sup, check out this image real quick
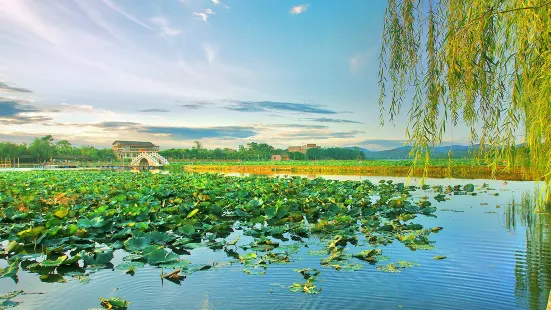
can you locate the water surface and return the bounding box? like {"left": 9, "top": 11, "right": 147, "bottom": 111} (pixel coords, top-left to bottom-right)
{"left": 1, "top": 175, "right": 549, "bottom": 310}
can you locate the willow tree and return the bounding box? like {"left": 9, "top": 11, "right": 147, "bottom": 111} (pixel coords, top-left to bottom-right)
{"left": 379, "top": 0, "right": 551, "bottom": 201}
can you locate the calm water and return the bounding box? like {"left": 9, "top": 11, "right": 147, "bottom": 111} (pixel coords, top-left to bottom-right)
{"left": 1, "top": 174, "right": 550, "bottom": 310}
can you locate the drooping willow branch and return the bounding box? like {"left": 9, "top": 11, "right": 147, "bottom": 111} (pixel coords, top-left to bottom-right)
{"left": 379, "top": 0, "right": 551, "bottom": 203}
{"left": 456, "top": 0, "right": 551, "bottom": 34}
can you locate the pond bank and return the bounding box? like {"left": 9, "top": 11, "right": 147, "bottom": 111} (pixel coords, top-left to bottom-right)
{"left": 181, "top": 164, "right": 533, "bottom": 181}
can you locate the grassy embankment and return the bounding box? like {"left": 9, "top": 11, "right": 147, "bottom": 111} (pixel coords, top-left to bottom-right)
{"left": 169, "top": 159, "right": 532, "bottom": 181}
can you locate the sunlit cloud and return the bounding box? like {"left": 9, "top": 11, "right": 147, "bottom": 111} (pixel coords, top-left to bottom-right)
{"left": 193, "top": 12, "right": 208, "bottom": 22}
{"left": 212, "top": 0, "right": 220, "bottom": 5}
{"left": 193, "top": 8, "right": 215, "bottom": 22}
{"left": 59, "top": 103, "right": 94, "bottom": 112}
{"left": 290, "top": 4, "right": 309, "bottom": 15}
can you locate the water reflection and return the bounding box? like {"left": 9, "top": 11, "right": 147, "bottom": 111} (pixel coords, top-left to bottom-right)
{"left": 505, "top": 192, "right": 551, "bottom": 309}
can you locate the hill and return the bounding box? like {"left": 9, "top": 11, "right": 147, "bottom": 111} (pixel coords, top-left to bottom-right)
{"left": 347, "top": 145, "right": 474, "bottom": 160}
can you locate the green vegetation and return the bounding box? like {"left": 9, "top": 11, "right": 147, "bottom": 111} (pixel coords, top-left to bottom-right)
{"left": 0, "top": 135, "right": 115, "bottom": 162}
{"left": 0, "top": 170, "right": 495, "bottom": 305}
{"left": 170, "top": 159, "right": 478, "bottom": 167}
{"left": 379, "top": 1, "right": 551, "bottom": 198}
{"left": 160, "top": 142, "right": 365, "bottom": 161}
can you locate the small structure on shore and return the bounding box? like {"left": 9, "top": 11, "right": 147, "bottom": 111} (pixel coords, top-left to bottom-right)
{"left": 113, "top": 141, "right": 160, "bottom": 159}
{"left": 271, "top": 155, "right": 289, "bottom": 161}
{"left": 130, "top": 152, "right": 169, "bottom": 169}
{"left": 287, "top": 144, "right": 320, "bottom": 154}
{"left": 112, "top": 140, "right": 168, "bottom": 169}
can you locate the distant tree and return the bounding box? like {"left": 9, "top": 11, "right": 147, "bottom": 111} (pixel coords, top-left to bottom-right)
{"left": 55, "top": 140, "right": 74, "bottom": 155}
{"left": 288, "top": 152, "right": 308, "bottom": 160}
{"left": 193, "top": 140, "right": 203, "bottom": 150}
{"left": 28, "top": 135, "right": 55, "bottom": 161}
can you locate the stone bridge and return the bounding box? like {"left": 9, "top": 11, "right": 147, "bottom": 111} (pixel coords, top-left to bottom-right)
{"left": 129, "top": 152, "right": 169, "bottom": 168}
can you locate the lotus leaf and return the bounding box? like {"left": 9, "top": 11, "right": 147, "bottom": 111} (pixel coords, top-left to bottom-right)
{"left": 0, "top": 290, "right": 24, "bottom": 309}
{"left": 145, "top": 248, "right": 180, "bottom": 265}
{"left": 124, "top": 237, "right": 151, "bottom": 252}
{"left": 0, "top": 260, "right": 19, "bottom": 282}
{"left": 53, "top": 208, "right": 69, "bottom": 219}
{"left": 39, "top": 274, "right": 66, "bottom": 283}
{"left": 99, "top": 297, "right": 130, "bottom": 310}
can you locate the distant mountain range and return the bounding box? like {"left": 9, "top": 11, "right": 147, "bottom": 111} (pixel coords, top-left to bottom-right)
{"left": 346, "top": 145, "right": 475, "bottom": 159}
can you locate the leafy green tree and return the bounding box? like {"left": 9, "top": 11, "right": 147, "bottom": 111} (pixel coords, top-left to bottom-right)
{"left": 193, "top": 140, "right": 203, "bottom": 150}
{"left": 288, "top": 152, "right": 308, "bottom": 160}
{"left": 54, "top": 140, "right": 74, "bottom": 155}
{"left": 28, "top": 135, "right": 54, "bottom": 161}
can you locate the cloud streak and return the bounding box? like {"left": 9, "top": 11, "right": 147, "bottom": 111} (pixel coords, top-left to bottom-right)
{"left": 266, "top": 123, "right": 329, "bottom": 129}
{"left": 225, "top": 100, "right": 338, "bottom": 114}
{"left": 90, "top": 121, "right": 257, "bottom": 140}
{"left": 0, "top": 82, "right": 32, "bottom": 93}
{"left": 303, "top": 117, "right": 363, "bottom": 124}
{"left": 181, "top": 104, "right": 207, "bottom": 109}
{"left": 283, "top": 130, "right": 363, "bottom": 139}
{"left": 139, "top": 109, "right": 170, "bottom": 113}
{"left": 0, "top": 99, "right": 38, "bottom": 116}
{"left": 93, "top": 121, "right": 142, "bottom": 129}
{"left": 139, "top": 126, "right": 257, "bottom": 140}
{"left": 0, "top": 99, "right": 52, "bottom": 124}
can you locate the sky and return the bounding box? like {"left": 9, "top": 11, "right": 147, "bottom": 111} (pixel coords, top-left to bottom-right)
{"left": 0, "top": 0, "right": 469, "bottom": 150}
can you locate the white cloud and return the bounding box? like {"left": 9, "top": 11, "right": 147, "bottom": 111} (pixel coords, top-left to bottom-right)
{"left": 193, "top": 12, "right": 208, "bottom": 22}
{"left": 149, "top": 16, "right": 182, "bottom": 37}
{"left": 290, "top": 4, "right": 309, "bottom": 15}
{"left": 193, "top": 9, "right": 215, "bottom": 22}
{"left": 225, "top": 5, "right": 231, "bottom": 9}
{"left": 60, "top": 103, "right": 94, "bottom": 111}
{"left": 212, "top": 0, "right": 220, "bottom": 5}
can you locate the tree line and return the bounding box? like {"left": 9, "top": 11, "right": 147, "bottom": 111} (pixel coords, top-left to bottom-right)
{"left": 159, "top": 141, "right": 364, "bottom": 161}
{"left": 0, "top": 137, "right": 365, "bottom": 162}
{"left": 0, "top": 135, "right": 116, "bottom": 162}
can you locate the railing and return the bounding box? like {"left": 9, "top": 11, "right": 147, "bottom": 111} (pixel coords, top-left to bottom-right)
{"left": 129, "top": 152, "right": 169, "bottom": 167}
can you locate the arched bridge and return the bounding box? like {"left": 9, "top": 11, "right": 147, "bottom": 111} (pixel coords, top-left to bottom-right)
{"left": 130, "top": 152, "right": 169, "bottom": 168}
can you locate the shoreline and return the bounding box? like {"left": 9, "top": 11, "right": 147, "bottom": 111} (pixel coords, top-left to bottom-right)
{"left": 181, "top": 164, "right": 533, "bottom": 181}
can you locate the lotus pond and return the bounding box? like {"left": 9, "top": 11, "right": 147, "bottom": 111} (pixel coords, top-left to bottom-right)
{"left": 0, "top": 171, "right": 549, "bottom": 309}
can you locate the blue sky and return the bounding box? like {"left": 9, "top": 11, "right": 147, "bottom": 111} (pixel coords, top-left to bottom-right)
{"left": 0, "top": 0, "right": 468, "bottom": 150}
